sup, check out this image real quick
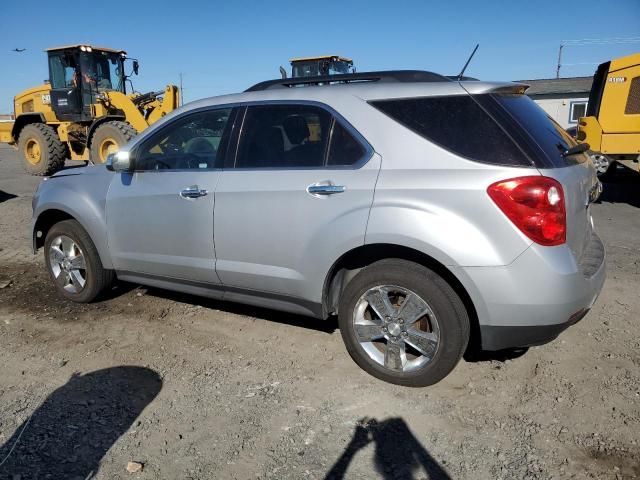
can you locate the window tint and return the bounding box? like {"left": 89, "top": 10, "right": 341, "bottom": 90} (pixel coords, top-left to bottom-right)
{"left": 327, "top": 121, "right": 366, "bottom": 166}
{"left": 370, "top": 96, "right": 530, "bottom": 167}
{"left": 136, "top": 108, "right": 233, "bottom": 171}
{"left": 478, "top": 94, "right": 587, "bottom": 167}
{"left": 236, "top": 104, "right": 331, "bottom": 168}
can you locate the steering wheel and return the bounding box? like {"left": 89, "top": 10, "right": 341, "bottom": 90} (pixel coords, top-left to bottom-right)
{"left": 153, "top": 159, "right": 173, "bottom": 170}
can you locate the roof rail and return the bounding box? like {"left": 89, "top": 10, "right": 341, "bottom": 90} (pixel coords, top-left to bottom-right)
{"left": 245, "top": 70, "right": 451, "bottom": 92}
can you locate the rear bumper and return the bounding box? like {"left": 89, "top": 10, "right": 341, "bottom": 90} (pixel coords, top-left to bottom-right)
{"left": 479, "top": 307, "right": 590, "bottom": 351}
{"left": 458, "top": 232, "right": 606, "bottom": 351}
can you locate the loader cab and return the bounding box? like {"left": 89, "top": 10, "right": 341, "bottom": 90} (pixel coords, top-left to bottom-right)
{"left": 47, "top": 45, "right": 127, "bottom": 122}
{"left": 290, "top": 55, "right": 355, "bottom": 78}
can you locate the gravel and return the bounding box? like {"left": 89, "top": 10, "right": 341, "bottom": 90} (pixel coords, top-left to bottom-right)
{"left": 0, "top": 146, "right": 638, "bottom": 479}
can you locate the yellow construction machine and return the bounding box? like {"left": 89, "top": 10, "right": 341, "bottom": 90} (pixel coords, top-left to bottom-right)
{"left": 577, "top": 52, "right": 640, "bottom": 175}
{"left": 281, "top": 55, "right": 355, "bottom": 78}
{"left": 0, "top": 44, "right": 179, "bottom": 175}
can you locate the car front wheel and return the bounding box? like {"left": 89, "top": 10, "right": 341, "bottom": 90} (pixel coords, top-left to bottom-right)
{"left": 44, "top": 220, "right": 113, "bottom": 303}
{"left": 338, "top": 259, "right": 470, "bottom": 387}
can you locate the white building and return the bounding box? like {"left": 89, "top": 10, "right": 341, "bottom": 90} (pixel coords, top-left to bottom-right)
{"left": 518, "top": 77, "right": 593, "bottom": 129}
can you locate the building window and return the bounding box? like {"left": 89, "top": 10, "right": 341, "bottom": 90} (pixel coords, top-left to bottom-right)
{"left": 569, "top": 101, "right": 588, "bottom": 123}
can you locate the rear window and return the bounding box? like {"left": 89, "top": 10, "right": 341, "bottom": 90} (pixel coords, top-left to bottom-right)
{"left": 371, "top": 94, "right": 587, "bottom": 169}
{"left": 370, "top": 96, "right": 531, "bottom": 167}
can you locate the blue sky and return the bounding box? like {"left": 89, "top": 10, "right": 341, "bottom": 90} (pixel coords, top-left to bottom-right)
{"left": 0, "top": 0, "right": 638, "bottom": 112}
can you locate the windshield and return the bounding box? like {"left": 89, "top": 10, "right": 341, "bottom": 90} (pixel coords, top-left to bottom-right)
{"left": 79, "top": 51, "right": 125, "bottom": 93}
{"left": 327, "top": 61, "right": 354, "bottom": 75}
{"left": 292, "top": 59, "right": 354, "bottom": 78}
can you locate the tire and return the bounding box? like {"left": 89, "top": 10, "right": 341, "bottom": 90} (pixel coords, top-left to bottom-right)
{"left": 89, "top": 121, "right": 137, "bottom": 164}
{"left": 18, "top": 123, "right": 66, "bottom": 175}
{"left": 338, "top": 259, "right": 470, "bottom": 387}
{"left": 44, "top": 219, "right": 114, "bottom": 303}
{"left": 590, "top": 153, "right": 613, "bottom": 177}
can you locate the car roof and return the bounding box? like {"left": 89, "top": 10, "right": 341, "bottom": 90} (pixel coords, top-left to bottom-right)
{"left": 180, "top": 79, "right": 526, "bottom": 111}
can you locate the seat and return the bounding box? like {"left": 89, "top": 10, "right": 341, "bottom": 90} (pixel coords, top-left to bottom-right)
{"left": 243, "top": 126, "right": 284, "bottom": 168}
{"left": 283, "top": 115, "right": 323, "bottom": 167}
{"left": 185, "top": 137, "right": 217, "bottom": 168}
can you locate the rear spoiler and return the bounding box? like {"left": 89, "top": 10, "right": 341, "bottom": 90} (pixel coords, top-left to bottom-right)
{"left": 460, "top": 82, "right": 530, "bottom": 96}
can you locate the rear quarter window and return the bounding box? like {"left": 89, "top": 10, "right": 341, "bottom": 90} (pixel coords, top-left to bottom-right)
{"left": 475, "top": 94, "right": 588, "bottom": 168}
{"left": 370, "top": 96, "right": 531, "bottom": 167}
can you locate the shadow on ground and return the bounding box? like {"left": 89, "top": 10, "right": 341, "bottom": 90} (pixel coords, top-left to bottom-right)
{"left": 325, "top": 417, "right": 451, "bottom": 480}
{"left": 0, "top": 190, "right": 17, "bottom": 204}
{"left": 0, "top": 366, "right": 162, "bottom": 479}
{"left": 599, "top": 166, "right": 640, "bottom": 208}
{"left": 140, "top": 285, "right": 339, "bottom": 334}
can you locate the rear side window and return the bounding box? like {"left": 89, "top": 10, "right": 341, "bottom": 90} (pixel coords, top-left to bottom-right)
{"left": 370, "top": 96, "right": 530, "bottom": 167}
{"left": 236, "top": 104, "right": 331, "bottom": 168}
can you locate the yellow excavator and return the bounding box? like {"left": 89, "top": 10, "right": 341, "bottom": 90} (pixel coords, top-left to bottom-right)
{"left": 0, "top": 44, "right": 179, "bottom": 175}
{"left": 577, "top": 52, "right": 640, "bottom": 175}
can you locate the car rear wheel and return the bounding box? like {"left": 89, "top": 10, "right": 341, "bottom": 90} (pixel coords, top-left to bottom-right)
{"left": 44, "top": 220, "right": 114, "bottom": 303}
{"left": 338, "top": 259, "right": 469, "bottom": 387}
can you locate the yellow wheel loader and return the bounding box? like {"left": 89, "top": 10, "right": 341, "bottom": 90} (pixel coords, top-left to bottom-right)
{"left": 281, "top": 55, "right": 355, "bottom": 78}
{"left": 0, "top": 44, "right": 179, "bottom": 175}
{"left": 577, "top": 52, "right": 640, "bottom": 176}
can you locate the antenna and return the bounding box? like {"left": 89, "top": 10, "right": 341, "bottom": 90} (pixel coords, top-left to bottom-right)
{"left": 456, "top": 44, "right": 479, "bottom": 81}
{"left": 179, "top": 72, "right": 184, "bottom": 106}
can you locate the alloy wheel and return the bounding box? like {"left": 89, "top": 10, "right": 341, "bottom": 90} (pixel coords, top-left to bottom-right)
{"left": 352, "top": 285, "right": 440, "bottom": 373}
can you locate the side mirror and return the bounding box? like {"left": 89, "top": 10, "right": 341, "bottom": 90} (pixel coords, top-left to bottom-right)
{"left": 133, "top": 60, "right": 139, "bottom": 75}
{"left": 106, "top": 151, "right": 133, "bottom": 171}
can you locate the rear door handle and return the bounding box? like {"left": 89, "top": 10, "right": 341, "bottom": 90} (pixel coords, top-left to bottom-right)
{"left": 180, "top": 185, "right": 208, "bottom": 199}
{"left": 307, "top": 183, "right": 346, "bottom": 196}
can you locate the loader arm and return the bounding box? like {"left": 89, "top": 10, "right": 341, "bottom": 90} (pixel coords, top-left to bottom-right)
{"left": 146, "top": 85, "right": 180, "bottom": 125}
{"left": 100, "top": 91, "right": 149, "bottom": 133}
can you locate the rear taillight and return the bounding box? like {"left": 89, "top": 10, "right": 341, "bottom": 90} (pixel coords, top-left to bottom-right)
{"left": 487, "top": 176, "right": 566, "bottom": 246}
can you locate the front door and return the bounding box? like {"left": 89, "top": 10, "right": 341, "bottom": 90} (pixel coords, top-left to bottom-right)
{"left": 106, "top": 107, "right": 236, "bottom": 284}
{"left": 214, "top": 103, "right": 380, "bottom": 304}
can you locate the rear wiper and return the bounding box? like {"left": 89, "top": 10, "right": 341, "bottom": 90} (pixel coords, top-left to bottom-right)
{"left": 562, "top": 142, "right": 590, "bottom": 157}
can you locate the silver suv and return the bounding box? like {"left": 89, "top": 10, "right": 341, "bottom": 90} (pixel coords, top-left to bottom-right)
{"left": 31, "top": 71, "right": 605, "bottom": 386}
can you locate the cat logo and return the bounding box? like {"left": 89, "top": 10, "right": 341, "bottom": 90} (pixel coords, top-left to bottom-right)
{"left": 607, "top": 76, "right": 627, "bottom": 83}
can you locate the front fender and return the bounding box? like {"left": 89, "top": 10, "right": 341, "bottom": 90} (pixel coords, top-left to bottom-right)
{"left": 32, "top": 169, "right": 113, "bottom": 268}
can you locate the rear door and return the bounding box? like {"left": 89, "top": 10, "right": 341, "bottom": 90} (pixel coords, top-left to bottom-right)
{"left": 106, "top": 107, "right": 237, "bottom": 283}
{"left": 213, "top": 103, "right": 380, "bottom": 305}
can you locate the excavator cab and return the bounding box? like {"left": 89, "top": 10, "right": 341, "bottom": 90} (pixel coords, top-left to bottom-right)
{"left": 289, "top": 55, "right": 355, "bottom": 78}
{"left": 47, "top": 45, "right": 128, "bottom": 121}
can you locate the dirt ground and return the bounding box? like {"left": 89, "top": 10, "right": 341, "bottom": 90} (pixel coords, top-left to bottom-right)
{"left": 0, "top": 144, "right": 638, "bottom": 480}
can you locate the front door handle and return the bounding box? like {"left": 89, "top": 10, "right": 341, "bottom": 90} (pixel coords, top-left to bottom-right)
{"left": 180, "top": 185, "right": 208, "bottom": 199}
{"left": 307, "top": 183, "right": 346, "bottom": 197}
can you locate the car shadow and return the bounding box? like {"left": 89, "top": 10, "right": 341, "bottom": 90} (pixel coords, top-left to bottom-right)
{"left": 0, "top": 190, "right": 17, "bottom": 204}
{"left": 0, "top": 366, "right": 162, "bottom": 479}
{"left": 598, "top": 165, "right": 640, "bottom": 208}
{"left": 324, "top": 417, "right": 451, "bottom": 480}
{"left": 134, "top": 284, "right": 339, "bottom": 334}
{"left": 463, "top": 347, "right": 529, "bottom": 363}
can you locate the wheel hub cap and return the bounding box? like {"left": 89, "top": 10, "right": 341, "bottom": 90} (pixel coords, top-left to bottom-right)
{"left": 387, "top": 322, "right": 401, "bottom": 337}
{"left": 353, "top": 285, "right": 440, "bottom": 373}
{"left": 49, "top": 235, "right": 87, "bottom": 294}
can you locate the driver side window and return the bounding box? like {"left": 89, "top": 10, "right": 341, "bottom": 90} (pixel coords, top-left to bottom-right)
{"left": 135, "top": 108, "right": 234, "bottom": 171}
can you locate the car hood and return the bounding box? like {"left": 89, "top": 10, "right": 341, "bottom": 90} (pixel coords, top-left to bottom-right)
{"left": 49, "top": 164, "right": 108, "bottom": 179}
